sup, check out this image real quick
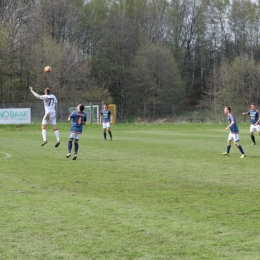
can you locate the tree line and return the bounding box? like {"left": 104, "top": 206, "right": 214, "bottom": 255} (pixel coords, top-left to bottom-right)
{"left": 0, "top": 0, "right": 260, "bottom": 119}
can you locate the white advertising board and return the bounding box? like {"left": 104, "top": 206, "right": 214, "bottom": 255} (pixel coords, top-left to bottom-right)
{"left": 0, "top": 108, "right": 31, "bottom": 124}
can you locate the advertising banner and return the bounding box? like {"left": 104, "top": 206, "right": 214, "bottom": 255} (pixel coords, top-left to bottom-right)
{"left": 0, "top": 108, "right": 31, "bottom": 124}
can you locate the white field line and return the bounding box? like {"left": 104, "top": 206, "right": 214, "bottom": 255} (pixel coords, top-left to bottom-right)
{"left": 0, "top": 152, "right": 11, "bottom": 159}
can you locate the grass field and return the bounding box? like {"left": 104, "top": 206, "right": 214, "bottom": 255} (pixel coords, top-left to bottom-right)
{"left": 1, "top": 123, "right": 260, "bottom": 260}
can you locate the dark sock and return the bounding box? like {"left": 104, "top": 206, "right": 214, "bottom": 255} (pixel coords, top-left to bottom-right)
{"left": 74, "top": 142, "right": 78, "bottom": 154}
{"left": 251, "top": 135, "right": 256, "bottom": 144}
{"left": 227, "top": 145, "right": 231, "bottom": 153}
{"left": 238, "top": 145, "right": 245, "bottom": 154}
{"left": 108, "top": 130, "right": 112, "bottom": 138}
{"left": 104, "top": 132, "right": 106, "bottom": 140}
{"left": 68, "top": 140, "right": 72, "bottom": 153}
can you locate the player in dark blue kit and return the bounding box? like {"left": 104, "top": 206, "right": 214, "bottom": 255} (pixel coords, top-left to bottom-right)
{"left": 100, "top": 103, "right": 113, "bottom": 140}
{"left": 66, "top": 104, "right": 87, "bottom": 160}
{"left": 222, "top": 106, "right": 245, "bottom": 158}
{"left": 242, "top": 103, "right": 260, "bottom": 145}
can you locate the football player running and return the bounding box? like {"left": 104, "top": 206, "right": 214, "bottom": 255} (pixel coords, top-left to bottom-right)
{"left": 222, "top": 106, "right": 246, "bottom": 158}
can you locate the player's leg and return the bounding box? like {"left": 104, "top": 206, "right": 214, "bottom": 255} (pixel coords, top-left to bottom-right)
{"left": 52, "top": 124, "right": 60, "bottom": 147}
{"left": 250, "top": 133, "right": 256, "bottom": 145}
{"left": 250, "top": 125, "right": 256, "bottom": 145}
{"left": 73, "top": 139, "right": 79, "bottom": 160}
{"left": 51, "top": 114, "right": 60, "bottom": 147}
{"left": 107, "top": 125, "right": 112, "bottom": 140}
{"left": 66, "top": 132, "right": 74, "bottom": 158}
{"left": 234, "top": 134, "right": 245, "bottom": 158}
{"left": 236, "top": 143, "right": 246, "bottom": 158}
{"left": 41, "top": 124, "right": 48, "bottom": 146}
{"left": 222, "top": 138, "right": 231, "bottom": 155}
{"left": 66, "top": 138, "right": 73, "bottom": 158}
{"left": 43, "top": 112, "right": 50, "bottom": 122}
{"left": 103, "top": 123, "right": 107, "bottom": 140}
{"left": 41, "top": 113, "right": 51, "bottom": 146}
{"left": 222, "top": 132, "right": 233, "bottom": 155}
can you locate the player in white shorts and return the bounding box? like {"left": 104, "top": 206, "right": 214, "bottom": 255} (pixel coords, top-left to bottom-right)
{"left": 102, "top": 122, "right": 111, "bottom": 129}
{"left": 222, "top": 106, "right": 245, "bottom": 158}
{"left": 66, "top": 104, "right": 87, "bottom": 160}
{"left": 242, "top": 103, "right": 260, "bottom": 145}
{"left": 100, "top": 103, "right": 113, "bottom": 141}
{"left": 227, "top": 132, "right": 240, "bottom": 143}
{"left": 29, "top": 86, "right": 60, "bottom": 147}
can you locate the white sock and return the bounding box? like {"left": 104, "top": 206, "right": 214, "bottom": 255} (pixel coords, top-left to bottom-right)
{"left": 42, "top": 129, "right": 47, "bottom": 141}
{"left": 54, "top": 130, "right": 60, "bottom": 142}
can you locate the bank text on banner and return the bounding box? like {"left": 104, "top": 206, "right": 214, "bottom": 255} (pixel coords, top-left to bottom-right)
{"left": 0, "top": 108, "right": 31, "bottom": 124}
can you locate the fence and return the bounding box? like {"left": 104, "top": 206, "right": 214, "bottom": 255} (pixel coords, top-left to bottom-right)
{"left": 0, "top": 102, "right": 103, "bottom": 124}
{"left": 0, "top": 102, "right": 253, "bottom": 124}
{"left": 119, "top": 104, "right": 249, "bottom": 124}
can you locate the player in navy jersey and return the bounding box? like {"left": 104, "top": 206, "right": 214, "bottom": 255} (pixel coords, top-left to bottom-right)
{"left": 66, "top": 104, "right": 87, "bottom": 160}
{"left": 29, "top": 86, "right": 60, "bottom": 147}
{"left": 242, "top": 103, "right": 260, "bottom": 145}
{"left": 222, "top": 106, "right": 245, "bottom": 158}
{"left": 100, "top": 103, "right": 113, "bottom": 140}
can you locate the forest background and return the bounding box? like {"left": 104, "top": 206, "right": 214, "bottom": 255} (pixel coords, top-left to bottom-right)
{"left": 0, "top": 0, "right": 260, "bottom": 121}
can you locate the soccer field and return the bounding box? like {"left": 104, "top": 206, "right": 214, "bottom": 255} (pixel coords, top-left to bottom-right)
{"left": 1, "top": 123, "right": 260, "bottom": 259}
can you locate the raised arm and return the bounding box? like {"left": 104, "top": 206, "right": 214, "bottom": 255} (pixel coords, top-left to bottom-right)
{"left": 242, "top": 111, "right": 249, "bottom": 115}
{"left": 29, "top": 86, "right": 41, "bottom": 99}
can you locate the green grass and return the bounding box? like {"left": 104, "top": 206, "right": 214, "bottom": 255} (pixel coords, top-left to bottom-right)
{"left": 1, "top": 123, "right": 260, "bottom": 259}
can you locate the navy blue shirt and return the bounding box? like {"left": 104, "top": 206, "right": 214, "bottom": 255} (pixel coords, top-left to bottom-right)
{"left": 246, "top": 109, "right": 260, "bottom": 125}
{"left": 70, "top": 110, "right": 87, "bottom": 134}
{"left": 100, "top": 109, "right": 112, "bottom": 123}
{"left": 227, "top": 113, "right": 239, "bottom": 133}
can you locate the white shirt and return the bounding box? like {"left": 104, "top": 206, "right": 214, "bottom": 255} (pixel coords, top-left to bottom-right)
{"left": 31, "top": 90, "right": 58, "bottom": 113}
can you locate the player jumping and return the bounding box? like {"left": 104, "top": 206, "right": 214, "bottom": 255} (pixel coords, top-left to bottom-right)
{"left": 29, "top": 86, "right": 60, "bottom": 147}
{"left": 67, "top": 104, "right": 87, "bottom": 160}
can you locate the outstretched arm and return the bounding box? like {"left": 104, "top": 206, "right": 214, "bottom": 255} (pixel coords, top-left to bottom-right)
{"left": 29, "top": 86, "right": 41, "bottom": 99}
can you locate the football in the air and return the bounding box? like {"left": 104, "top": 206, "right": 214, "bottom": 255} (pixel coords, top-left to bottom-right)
{"left": 44, "top": 66, "right": 51, "bottom": 73}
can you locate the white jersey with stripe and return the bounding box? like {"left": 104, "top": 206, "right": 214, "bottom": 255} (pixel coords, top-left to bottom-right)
{"left": 31, "top": 90, "right": 58, "bottom": 113}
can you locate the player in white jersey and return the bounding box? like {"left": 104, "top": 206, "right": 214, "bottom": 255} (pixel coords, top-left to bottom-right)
{"left": 29, "top": 86, "right": 60, "bottom": 147}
